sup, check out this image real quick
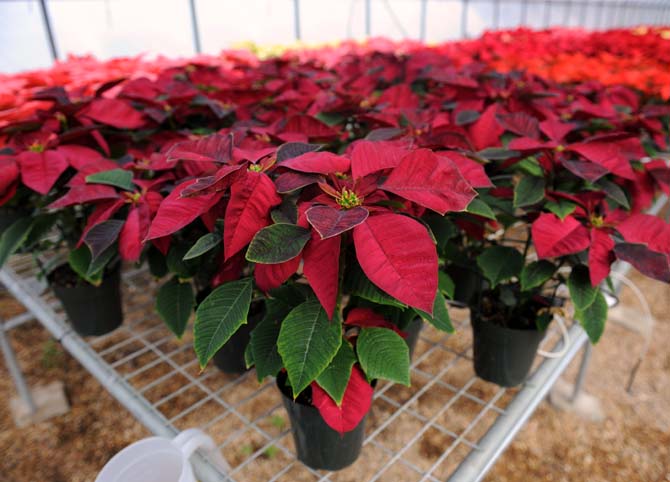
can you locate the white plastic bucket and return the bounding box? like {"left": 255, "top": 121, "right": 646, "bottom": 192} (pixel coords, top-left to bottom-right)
{"left": 95, "top": 429, "right": 225, "bottom": 482}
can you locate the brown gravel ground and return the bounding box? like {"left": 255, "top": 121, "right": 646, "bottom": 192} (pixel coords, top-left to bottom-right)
{"left": 1, "top": 272, "right": 669, "bottom": 482}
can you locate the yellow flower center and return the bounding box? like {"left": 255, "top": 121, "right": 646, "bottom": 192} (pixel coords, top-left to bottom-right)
{"left": 555, "top": 144, "right": 566, "bottom": 152}
{"left": 336, "top": 187, "right": 363, "bottom": 209}
{"left": 125, "top": 192, "right": 141, "bottom": 203}
{"left": 591, "top": 215, "right": 605, "bottom": 228}
{"left": 248, "top": 163, "right": 263, "bottom": 173}
{"left": 28, "top": 142, "right": 45, "bottom": 153}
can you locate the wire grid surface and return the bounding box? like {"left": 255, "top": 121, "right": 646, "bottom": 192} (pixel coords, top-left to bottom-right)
{"left": 2, "top": 255, "right": 569, "bottom": 482}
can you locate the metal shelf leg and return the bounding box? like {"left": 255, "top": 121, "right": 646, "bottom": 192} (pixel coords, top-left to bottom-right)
{"left": 571, "top": 343, "right": 592, "bottom": 401}
{"left": 0, "top": 321, "right": 37, "bottom": 414}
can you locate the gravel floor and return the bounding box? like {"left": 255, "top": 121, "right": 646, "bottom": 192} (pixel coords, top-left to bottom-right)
{"left": 0, "top": 272, "right": 668, "bottom": 482}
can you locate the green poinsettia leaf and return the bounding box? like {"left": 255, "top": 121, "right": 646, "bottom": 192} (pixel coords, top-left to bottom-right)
{"left": 245, "top": 223, "right": 311, "bottom": 264}
{"left": 85, "top": 168, "right": 134, "bottom": 191}
{"left": 0, "top": 218, "right": 34, "bottom": 267}
{"left": 520, "top": 260, "right": 556, "bottom": 291}
{"left": 346, "top": 264, "right": 407, "bottom": 308}
{"left": 277, "top": 299, "right": 342, "bottom": 396}
{"left": 466, "top": 198, "right": 497, "bottom": 220}
{"left": 597, "top": 178, "right": 630, "bottom": 210}
{"left": 193, "top": 278, "right": 253, "bottom": 367}
{"left": 357, "top": 327, "right": 410, "bottom": 386}
{"left": 315, "top": 340, "right": 356, "bottom": 405}
{"left": 182, "top": 232, "right": 221, "bottom": 260}
{"left": 244, "top": 341, "right": 254, "bottom": 369}
{"left": 156, "top": 277, "right": 194, "bottom": 339}
{"left": 575, "top": 290, "right": 607, "bottom": 343}
{"left": 476, "top": 245, "right": 524, "bottom": 288}
{"left": 513, "top": 176, "right": 545, "bottom": 208}
{"left": 438, "top": 271, "right": 455, "bottom": 299}
{"left": 415, "top": 292, "right": 453, "bottom": 333}
{"left": 68, "top": 245, "right": 93, "bottom": 281}
{"left": 249, "top": 315, "right": 283, "bottom": 382}
{"left": 545, "top": 200, "right": 576, "bottom": 220}
{"left": 568, "top": 264, "right": 598, "bottom": 310}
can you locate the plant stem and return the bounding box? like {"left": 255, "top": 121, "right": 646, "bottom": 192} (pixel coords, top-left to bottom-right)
{"left": 522, "top": 226, "right": 532, "bottom": 259}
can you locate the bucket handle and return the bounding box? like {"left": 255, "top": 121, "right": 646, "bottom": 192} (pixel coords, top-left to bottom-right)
{"left": 172, "top": 429, "right": 230, "bottom": 473}
{"left": 537, "top": 314, "right": 570, "bottom": 359}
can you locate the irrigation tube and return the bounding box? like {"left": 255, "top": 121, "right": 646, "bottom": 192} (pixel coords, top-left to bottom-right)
{"left": 0, "top": 268, "right": 230, "bottom": 482}
{"left": 449, "top": 324, "right": 589, "bottom": 482}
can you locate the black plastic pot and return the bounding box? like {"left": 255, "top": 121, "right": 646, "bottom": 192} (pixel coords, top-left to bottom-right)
{"left": 0, "top": 207, "right": 26, "bottom": 235}
{"left": 49, "top": 263, "right": 123, "bottom": 337}
{"left": 211, "top": 302, "right": 264, "bottom": 374}
{"left": 403, "top": 317, "right": 423, "bottom": 359}
{"left": 277, "top": 373, "right": 367, "bottom": 471}
{"left": 470, "top": 313, "right": 546, "bottom": 387}
{"left": 445, "top": 263, "right": 481, "bottom": 306}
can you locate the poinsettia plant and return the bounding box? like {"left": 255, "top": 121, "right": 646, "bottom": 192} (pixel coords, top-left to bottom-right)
{"left": 442, "top": 76, "right": 670, "bottom": 343}
{"left": 0, "top": 151, "right": 167, "bottom": 287}
{"left": 162, "top": 135, "right": 480, "bottom": 432}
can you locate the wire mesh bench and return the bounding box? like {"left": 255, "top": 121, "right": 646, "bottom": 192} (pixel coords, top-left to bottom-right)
{"left": 0, "top": 254, "right": 588, "bottom": 482}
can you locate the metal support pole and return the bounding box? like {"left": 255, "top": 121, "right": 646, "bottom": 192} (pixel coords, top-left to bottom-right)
{"left": 520, "top": 0, "right": 528, "bottom": 26}
{"left": 655, "top": 5, "right": 664, "bottom": 25}
{"left": 639, "top": 5, "right": 647, "bottom": 24}
{"left": 639, "top": 5, "right": 645, "bottom": 26}
{"left": 570, "top": 344, "right": 592, "bottom": 402}
{"left": 419, "top": 0, "right": 427, "bottom": 42}
{"left": 616, "top": 1, "right": 628, "bottom": 26}
{"left": 293, "top": 0, "right": 301, "bottom": 41}
{"left": 0, "top": 322, "right": 37, "bottom": 414}
{"left": 610, "top": 1, "right": 618, "bottom": 27}
{"left": 595, "top": 0, "right": 605, "bottom": 30}
{"left": 563, "top": 0, "right": 573, "bottom": 25}
{"left": 579, "top": 0, "right": 589, "bottom": 28}
{"left": 365, "top": 0, "right": 371, "bottom": 37}
{"left": 461, "top": 0, "right": 469, "bottom": 38}
{"left": 187, "top": 0, "right": 202, "bottom": 54}
{"left": 543, "top": 0, "right": 552, "bottom": 27}
{"left": 37, "top": 0, "right": 58, "bottom": 61}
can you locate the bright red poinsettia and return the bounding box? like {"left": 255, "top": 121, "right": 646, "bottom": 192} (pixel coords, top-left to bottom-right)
{"left": 12, "top": 132, "right": 69, "bottom": 195}
{"left": 312, "top": 365, "right": 373, "bottom": 435}
{"left": 50, "top": 164, "right": 168, "bottom": 263}
{"left": 145, "top": 134, "right": 281, "bottom": 259}
{"left": 530, "top": 185, "right": 670, "bottom": 284}
{"left": 509, "top": 120, "right": 643, "bottom": 181}
{"left": 310, "top": 307, "right": 408, "bottom": 434}
{"left": 278, "top": 140, "right": 477, "bottom": 316}
{"left": 146, "top": 134, "right": 478, "bottom": 316}
{"left": 0, "top": 154, "right": 20, "bottom": 205}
